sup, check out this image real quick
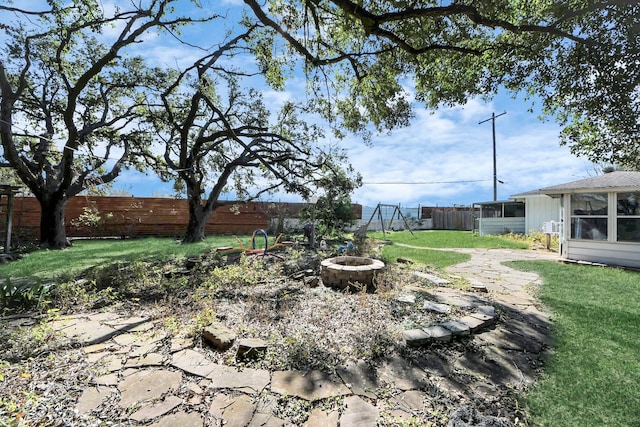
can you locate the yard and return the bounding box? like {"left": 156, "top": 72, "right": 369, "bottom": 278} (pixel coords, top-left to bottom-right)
{"left": 0, "top": 231, "right": 638, "bottom": 426}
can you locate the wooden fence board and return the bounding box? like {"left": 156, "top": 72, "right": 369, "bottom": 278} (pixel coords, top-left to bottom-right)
{"left": 4, "top": 197, "right": 362, "bottom": 240}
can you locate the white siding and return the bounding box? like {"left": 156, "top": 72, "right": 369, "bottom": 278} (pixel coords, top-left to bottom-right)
{"left": 565, "top": 240, "right": 640, "bottom": 268}
{"left": 523, "top": 195, "right": 560, "bottom": 234}
{"left": 479, "top": 217, "right": 526, "bottom": 235}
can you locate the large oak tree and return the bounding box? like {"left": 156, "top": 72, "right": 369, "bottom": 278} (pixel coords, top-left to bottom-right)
{"left": 244, "top": 0, "right": 639, "bottom": 165}
{"left": 143, "top": 25, "right": 359, "bottom": 242}
{"left": 0, "top": 1, "right": 211, "bottom": 248}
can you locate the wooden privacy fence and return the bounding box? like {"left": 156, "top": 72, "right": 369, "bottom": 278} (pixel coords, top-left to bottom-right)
{"left": 5, "top": 197, "right": 363, "bottom": 240}
{"left": 8, "top": 197, "right": 276, "bottom": 240}
{"left": 429, "top": 208, "right": 477, "bottom": 231}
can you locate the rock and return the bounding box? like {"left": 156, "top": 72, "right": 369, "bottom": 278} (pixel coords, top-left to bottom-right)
{"left": 447, "top": 405, "right": 513, "bottom": 427}
{"left": 236, "top": 338, "right": 268, "bottom": 361}
{"left": 202, "top": 321, "right": 236, "bottom": 350}
{"left": 271, "top": 370, "right": 350, "bottom": 401}
{"left": 306, "top": 408, "right": 339, "bottom": 427}
{"left": 397, "top": 257, "right": 414, "bottom": 264}
{"left": 413, "top": 271, "right": 451, "bottom": 285}
{"left": 422, "top": 301, "right": 451, "bottom": 314}
{"left": 75, "top": 387, "right": 113, "bottom": 415}
{"left": 171, "top": 349, "right": 216, "bottom": 378}
{"left": 149, "top": 411, "right": 203, "bottom": 427}
{"left": 403, "top": 329, "right": 431, "bottom": 347}
{"left": 340, "top": 395, "right": 379, "bottom": 426}
{"left": 118, "top": 369, "right": 182, "bottom": 408}
{"left": 396, "top": 294, "right": 416, "bottom": 304}
{"left": 422, "top": 325, "right": 452, "bottom": 342}
{"left": 129, "top": 395, "right": 182, "bottom": 422}
{"left": 441, "top": 321, "right": 471, "bottom": 336}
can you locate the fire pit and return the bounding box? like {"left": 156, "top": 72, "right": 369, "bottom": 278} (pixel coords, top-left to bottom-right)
{"left": 320, "top": 256, "right": 385, "bottom": 292}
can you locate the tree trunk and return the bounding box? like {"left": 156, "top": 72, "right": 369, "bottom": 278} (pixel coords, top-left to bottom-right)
{"left": 39, "top": 195, "right": 71, "bottom": 249}
{"left": 182, "top": 198, "right": 215, "bottom": 243}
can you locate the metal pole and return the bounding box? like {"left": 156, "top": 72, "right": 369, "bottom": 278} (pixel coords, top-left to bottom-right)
{"left": 479, "top": 111, "right": 506, "bottom": 201}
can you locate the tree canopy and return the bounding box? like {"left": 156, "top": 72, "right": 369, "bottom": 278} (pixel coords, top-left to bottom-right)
{"left": 244, "top": 0, "right": 639, "bottom": 165}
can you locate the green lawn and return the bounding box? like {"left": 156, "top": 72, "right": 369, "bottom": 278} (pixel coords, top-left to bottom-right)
{"left": 372, "top": 230, "right": 527, "bottom": 268}
{"left": 512, "top": 261, "right": 640, "bottom": 426}
{"left": 0, "top": 236, "right": 244, "bottom": 281}
{"left": 370, "top": 230, "right": 529, "bottom": 249}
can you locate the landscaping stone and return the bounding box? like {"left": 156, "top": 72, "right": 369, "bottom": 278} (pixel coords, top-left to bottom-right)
{"left": 377, "top": 354, "right": 430, "bottom": 391}
{"left": 118, "top": 369, "right": 182, "bottom": 408}
{"left": 92, "top": 373, "right": 119, "bottom": 386}
{"left": 340, "top": 395, "right": 379, "bottom": 427}
{"left": 171, "top": 349, "right": 216, "bottom": 378}
{"left": 412, "top": 271, "right": 451, "bottom": 285}
{"left": 149, "top": 411, "right": 203, "bottom": 427}
{"left": 396, "top": 294, "right": 416, "bottom": 304}
{"left": 411, "top": 353, "right": 452, "bottom": 377}
{"left": 422, "top": 300, "right": 451, "bottom": 314}
{"left": 124, "top": 352, "right": 165, "bottom": 368}
{"left": 475, "top": 305, "right": 497, "bottom": 318}
{"left": 55, "top": 319, "right": 118, "bottom": 345}
{"left": 422, "top": 325, "right": 452, "bottom": 342}
{"left": 170, "top": 337, "right": 193, "bottom": 353}
{"left": 129, "top": 395, "right": 182, "bottom": 422}
{"left": 271, "top": 370, "right": 350, "bottom": 401}
{"left": 441, "top": 320, "right": 471, "bottom": 336}
{"left": 337, "top": 360, "right": 381, "bottom": 399}
{"left": 202, "top": 321, "right": 236, "bottom": 350}
{"left": 236, "top": 338, "right": 268, "bottom": 361}
{"left": 208, "top": 364, "right": 270, "bottom": 393}
{"left": 208, "top": 393, "right": 256, "bottom": 427}
{"left": 458, "top": 315, "right": 490, "bottom": 333}
{"left": 305, "top": 408, "right": 339, "bottom": 427}
{"left": 403, "top": 328, "right": 431, "bottom": 346}
{"left": 388, "top": 390, "right": 426, "bottom": 420}
{"left": 75, "top": 386, "right": 113, "bottom": 415}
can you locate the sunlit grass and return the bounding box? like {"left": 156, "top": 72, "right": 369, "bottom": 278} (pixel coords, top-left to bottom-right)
{"left": 512, "top": 261, "right": 640, "bottom": 426}
{"left": 370, "top": 230, "right": 529, "bottom": 249}
{"left": 0, "top": 236, "right": 244, "bottom": 280}
{"left": 379, "top": 245, "right": 470, "bottom": 269}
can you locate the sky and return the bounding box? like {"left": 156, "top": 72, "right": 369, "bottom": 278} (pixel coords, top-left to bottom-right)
{"left": 3, "top": 1, "right": 599, "bottom": 209}
{"left": 113, "top": 92, "right": 597, "bottom": 208}
{"left": 106, "top": 1, "right": 598, "bottom": 208}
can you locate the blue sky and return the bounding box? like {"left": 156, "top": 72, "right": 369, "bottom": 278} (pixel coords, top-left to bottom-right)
{"left": 107, "top": 1, "right": 598, "bottom": 208}
{"left": 113, "top": 91, "right": 597, "bottom": 208}
{"left": 3, "top": 1, "right": 597, "bottom": 208}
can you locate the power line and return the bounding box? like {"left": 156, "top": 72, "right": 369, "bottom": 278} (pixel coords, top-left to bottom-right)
{"left": 363, "top": 179, "right": 492, "bottom": 185}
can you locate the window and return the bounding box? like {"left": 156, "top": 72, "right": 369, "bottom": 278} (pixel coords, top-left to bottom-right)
{"left": 481, "top": 203, "right": 524, "bottom": 218}
{"left": 617, "top": 192, "right": 640, "bottom": 242}
{"left": 570, "top": 193, "right": 608, "bottom": 240}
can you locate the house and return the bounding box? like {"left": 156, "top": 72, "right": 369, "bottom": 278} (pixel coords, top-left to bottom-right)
{"left": 473, "top": 200, "right": 526, "bottom": 236}
{"left": 536, "top": 171, "right": 640, "bottom": 268}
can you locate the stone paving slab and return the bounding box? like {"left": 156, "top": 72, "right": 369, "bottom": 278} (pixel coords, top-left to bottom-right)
{"left": 340, "top": 395, "right": 379, "bottom": 427}
{"left": 171, "top": 348, "right": 216, "bottom": 378}
{"left": 75, "top": 386, "right": 113, "bottom": 415}
{"left": 118, "top": 369, "right": 182, "bottom": 408}
{"left": 271, "top": 370, "right": 350, "bottom": 401}
{"left": 149, "top": 411, "right": 203, "bottom": 427}
{"left": 377, "top": 354, "right": 430, "bottom": 391}
{"left": 305, "top": 408, "right": 339, "bottom": 427}
{"left": 209, "top": 393, "right": 255, "bottom": 427}
{"left": 129, "top": 394, "right": 182, "bottom": 422}
{"left": 337, "top": 360, "right": 381, "bottom": 399}
{"left": 207, "top": 364, "right": 270, "bottom": 393}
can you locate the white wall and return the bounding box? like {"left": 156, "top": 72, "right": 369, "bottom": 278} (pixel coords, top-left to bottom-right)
{"left": 522, "top": 195, "right": 561, "bottom": 233}
{"left": 479, "top": 217, "right": 526, "bottom": 235}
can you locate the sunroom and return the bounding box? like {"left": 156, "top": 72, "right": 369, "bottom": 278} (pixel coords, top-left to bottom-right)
{"left": 539, "top": 171, "right": 640, "bottom": 268}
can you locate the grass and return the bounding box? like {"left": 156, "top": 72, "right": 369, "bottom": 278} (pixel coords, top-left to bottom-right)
{"left": 0, "top": 235, "right": 247, "bottom": 281}
{"left": 379, "top": 245, "right": 470, "bottom": 269}
{"left": 372, "top": 230, "right": 528, "bottom": 268}
{"left": 370, "top": 230, "right": 530, "bottom": 249}
{"left": 511, "top": 261, "right": 640, "bottom": 427}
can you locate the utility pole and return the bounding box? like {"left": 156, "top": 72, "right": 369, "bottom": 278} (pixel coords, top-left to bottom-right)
{"left": 479, "top": 111, "right": 506, "bottom": 201}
